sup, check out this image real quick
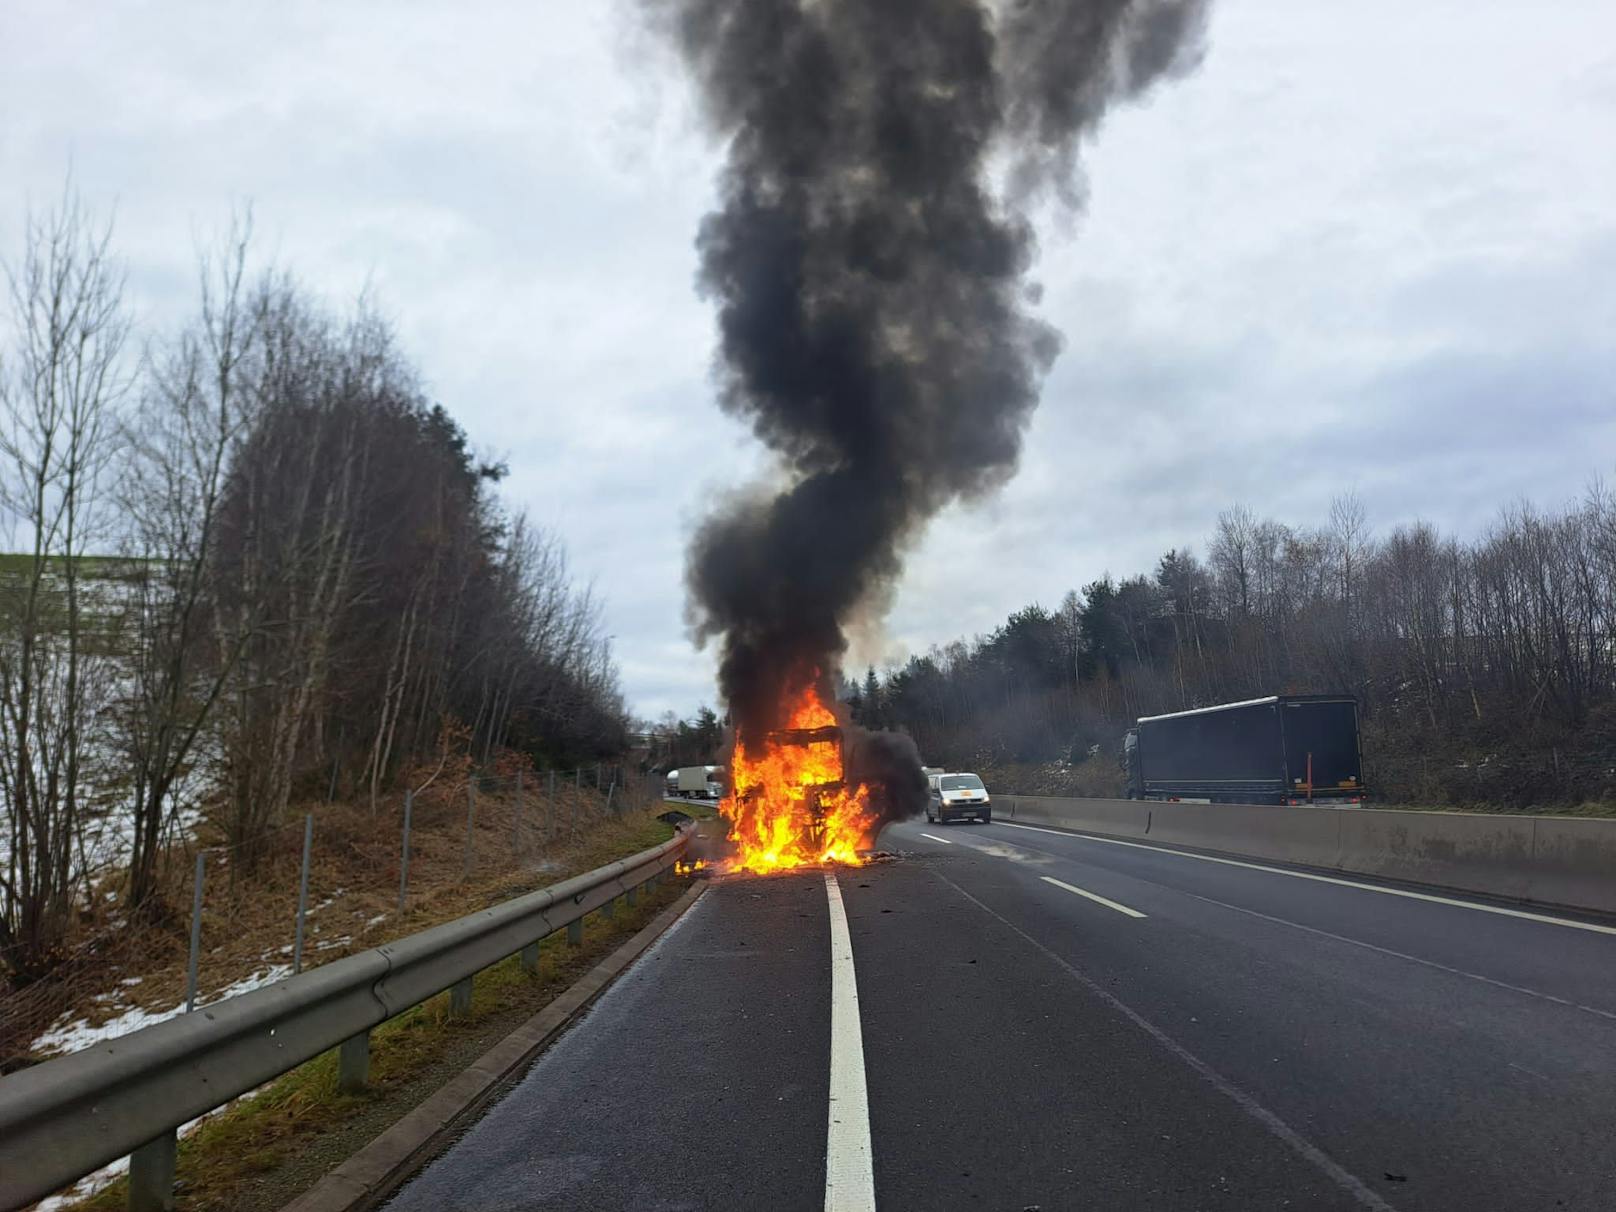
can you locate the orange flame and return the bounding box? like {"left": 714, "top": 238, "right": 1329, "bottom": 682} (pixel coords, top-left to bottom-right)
{"left": 675, "top": 860, "right": 709, "bottom": 875}
{"left": 720, "top": 683, "right": 875, "bottom": 875}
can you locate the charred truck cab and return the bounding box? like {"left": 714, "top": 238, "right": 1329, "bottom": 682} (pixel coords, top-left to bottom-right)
{"left": 752, "top": 724, "right": 845, "bottom": 850}
{"left": 1123, "top": 695, "right": 1366, "bottom": 806}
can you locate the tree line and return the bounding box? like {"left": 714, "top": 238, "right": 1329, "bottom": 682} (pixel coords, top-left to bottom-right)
{"left": 852, "top": 490, "right": 1616, "bottom": 811}
{"left": 0, "top": 192, "right": 626, "bottom": 982}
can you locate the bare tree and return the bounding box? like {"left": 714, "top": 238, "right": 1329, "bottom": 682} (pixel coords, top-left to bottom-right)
{"left": 0, "top": 189, "right": 129, "bottom": 979}
{"left": 115, "top": 216, "right": 264, "bottom": 908}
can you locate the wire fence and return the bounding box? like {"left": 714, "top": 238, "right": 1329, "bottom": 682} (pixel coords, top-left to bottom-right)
{"left": 0, "top": 765, "right": 664, "bottom": 1064}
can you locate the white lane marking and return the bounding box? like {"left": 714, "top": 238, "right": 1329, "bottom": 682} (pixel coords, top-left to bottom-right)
{"left": 823, "top": 872, "right": 876, "bottom": 1212}
{"left": 997, "top": 821, "right": 1616, "bottom": 937}
{"left": 932, "top": 870, "right": 1400, "bottom": 1212}
{"left": 1174, "top": 886, "right": 1616, "bottom": 1022}
{"left": 918, "top": 832, "right": 954, "bottom": 845}
{"left": 1041, "top": 875, "right": 1147, "bottom": 918}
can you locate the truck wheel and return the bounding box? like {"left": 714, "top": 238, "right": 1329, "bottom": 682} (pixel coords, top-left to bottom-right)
{"left": 981, "top": 811, "right": 992, "bottom": 824}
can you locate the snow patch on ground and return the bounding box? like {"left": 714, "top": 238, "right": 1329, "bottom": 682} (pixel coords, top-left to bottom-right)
{"left": 31, "top": 963, "right": 294, "bottom": 1057}
{"left": 306, "top": 887, "right": 347, "bottom": 916}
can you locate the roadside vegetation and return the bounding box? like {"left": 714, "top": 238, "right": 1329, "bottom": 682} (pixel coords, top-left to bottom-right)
{"left": 852, "top": 495, "right": 1616, "bottom": 816}
{"left": 58, "top": 808, "right": 692, "bottom": 1212}
{"left": 0, "top": 188, "right": 637, "bottom": 1029}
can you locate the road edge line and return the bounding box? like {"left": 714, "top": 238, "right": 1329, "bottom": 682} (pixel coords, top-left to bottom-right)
{"left": 996, "top": 820, "right": 1616, "bottom": 936}
{"left": 278, "top": 881, "right": 707, "bottom": 1212}
{"left": 823, "top": 872, "right": 877, "bottom": 1212}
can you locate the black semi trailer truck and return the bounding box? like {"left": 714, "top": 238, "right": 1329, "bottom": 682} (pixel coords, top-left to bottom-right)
{"left": 1123, "top": 695, "right": 1366, "bottom": 805}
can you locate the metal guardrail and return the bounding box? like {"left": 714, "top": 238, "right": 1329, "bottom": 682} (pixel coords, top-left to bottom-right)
{"left": 0, "top": 831, "right": 688, "bottom": 1211}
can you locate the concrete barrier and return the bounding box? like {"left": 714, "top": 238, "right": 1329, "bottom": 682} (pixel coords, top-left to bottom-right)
{"left": 1148, "top": 800, "right": 1343, "bottom": 869}
{"left": 1522, "top": 817, "right": 1616, "bottom": 915}
{"left": 992, "top": 794, "right": 1615, "bottom": 916}
{"left": 1002, "top": 795, "right": 1149, "bottom": 837}
{"left": 1338, "top": 808, "right": 1535, "bottom": 902}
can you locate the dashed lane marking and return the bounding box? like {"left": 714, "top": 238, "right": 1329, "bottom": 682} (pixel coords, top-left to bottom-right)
{"left": 996, "top": 821, "right": 1616, "bottom": 937}
{"left": 1041, "top": 875, "right": 1147, "bottom": 918}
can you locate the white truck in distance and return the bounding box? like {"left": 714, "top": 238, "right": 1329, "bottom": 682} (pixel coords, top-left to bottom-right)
{"left": 673, "top": 765, "right": 724, "bottom": 800}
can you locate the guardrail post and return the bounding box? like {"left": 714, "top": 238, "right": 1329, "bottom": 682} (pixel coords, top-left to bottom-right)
{"left": 567, "top": 918, "right": 583, "bottom": 945}
{"left": 293, "top": 813, "right": 313, "bottom": 975}
{"left": 398, "top": 789, "right": 413, "bottom": 914}
{"left": 338, "top": 1031, "right": 370, "bottom": 1093}
{"left": 520, "top": 940, "right": 541, "bottom": 973}
{"left": 626, "top": 884, "right": 638, "bottom": 908}
{"left": 128, "top": 1130, "right": 177, "bottom": 1212}
{"left": 601, "top": 894, "right": 617, "bottom": 921}
{"left": 449, "top": 976, "right": 473, "bottom": 1019}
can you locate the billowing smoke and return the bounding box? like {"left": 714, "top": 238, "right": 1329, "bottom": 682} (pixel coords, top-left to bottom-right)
{"left": 652, "top": 1, "right": 1210, "bottom": 776}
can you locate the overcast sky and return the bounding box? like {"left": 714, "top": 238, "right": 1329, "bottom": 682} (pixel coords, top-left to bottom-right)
{"left": 3, "top": 1, "right": 1613, "bottom": 720}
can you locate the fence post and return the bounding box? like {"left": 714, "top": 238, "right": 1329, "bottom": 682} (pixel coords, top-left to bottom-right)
{"left": 128, "top": 1130, "right": 177, "bottom": 1212}
{"left": 339, "top": 1031, "right": 370, "bottom": 1092}
{"left": 547, "top": 770, "right": 556, "bottom": 841}
{"left": 463, "top": 781, "right": 477, "bottom": 878}
{"left": 606, "top": 779, "right": 617, "bottom": 815}
{"left": 573, "top": 769, "right": 580, "bottom": 839}
{"left": 398, "top": 790, "right": 413, "bottom": 914}
{"left": 515, "top": 769, "right": 524, "bottom": 856}
{"left": 293, "top": 813, "right": 314, "bottom": 975}
{"left": 185, "top": 852, "right": 205, "bottom": 1013}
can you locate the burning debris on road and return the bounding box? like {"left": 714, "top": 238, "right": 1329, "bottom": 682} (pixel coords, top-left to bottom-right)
{"left": 647, "top": 0, "right": 1210, "bottom": 873}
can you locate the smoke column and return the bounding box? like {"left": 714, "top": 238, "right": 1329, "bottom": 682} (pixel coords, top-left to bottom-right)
{"left": 651, "top": 0, "right": 1210, "bottom": 753}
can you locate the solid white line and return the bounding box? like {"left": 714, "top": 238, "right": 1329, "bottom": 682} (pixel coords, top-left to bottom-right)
{"left": 919, "top": 832, "right": 954, "bottom": 845}
{"left": 1173, "top": 886, "right": 1616, "bottom": 1022}
{"left": 823, "top": 872, "right": 876, "bottom": 1212}
{"left": 1040, "top": 875, "right": 1147, "bottom": 918}
{"left": 997, "top": 821, "right": 1616, "bottom": 937}
{"left": 932, "top": 870, "right": 1399, "bottom": 1212}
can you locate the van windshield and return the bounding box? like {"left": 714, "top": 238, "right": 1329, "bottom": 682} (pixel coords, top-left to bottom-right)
{"left": 941, "top": 774, "right": 984, "bottom": 790}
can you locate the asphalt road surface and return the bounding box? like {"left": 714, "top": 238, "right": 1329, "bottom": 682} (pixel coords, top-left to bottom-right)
{"left": 383, "top": 815, "right": 1616, "bottom": 1211}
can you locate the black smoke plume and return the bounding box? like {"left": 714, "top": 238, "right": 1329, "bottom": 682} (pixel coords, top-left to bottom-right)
{"left": 652, "top": 0, "right": 1210, "bottom": 792}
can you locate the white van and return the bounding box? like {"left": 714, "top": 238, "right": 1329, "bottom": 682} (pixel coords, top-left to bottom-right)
{"left": 925, "top": 772, "right": 991, "bottom": 824}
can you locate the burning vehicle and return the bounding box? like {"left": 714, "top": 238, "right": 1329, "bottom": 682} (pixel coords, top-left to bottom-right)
{"left": 713, "top": 681, "right": 929, "bottom": 875}
{"left": 721, "top": 686, "right": 878, "bottom": 874}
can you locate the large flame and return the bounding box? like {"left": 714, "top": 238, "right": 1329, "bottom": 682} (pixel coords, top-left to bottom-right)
{"left": 721, "top": 684, "right": 875, "bottom": 875}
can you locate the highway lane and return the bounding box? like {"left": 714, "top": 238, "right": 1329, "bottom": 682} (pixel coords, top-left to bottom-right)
{"left": 383, "top": 816, "right": 1616, "bottom": 1211}
{"left": 383, "top": 872, "right": 832, "bottom": 1212}
{"left": 886, "top": 815, "right": 1616, "bottom": 1209}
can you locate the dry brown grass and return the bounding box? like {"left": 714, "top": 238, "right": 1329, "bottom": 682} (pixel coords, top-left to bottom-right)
{"left": 1, "top": 772, "right": 668, "bottom": 1064}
